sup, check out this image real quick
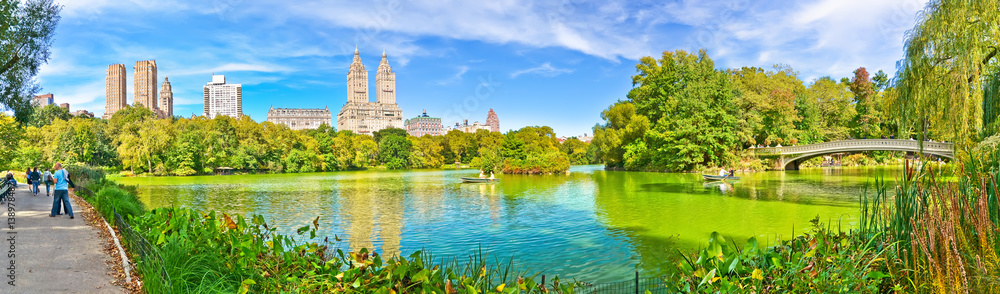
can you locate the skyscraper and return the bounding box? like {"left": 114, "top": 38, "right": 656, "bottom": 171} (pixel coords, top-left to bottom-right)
{"left": 203, "top": 74, "right": 243, "bottom": 119}
{"left": 160, "top": 77, "right": 173, "bottom": 118}
{"left": 486, "top": 109, "right": 500, "bottom": 132}
{"left": 104, "top": 64, "right": 127, "bottom": 119}
{"left": 134, "top": 60, "right": 158, "bottom": 111}
{"left": 337, "top": 49, "right": 404, "bottom": 135}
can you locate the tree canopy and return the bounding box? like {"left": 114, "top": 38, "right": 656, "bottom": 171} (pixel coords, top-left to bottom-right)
{"left": 0, "top": 0, "right": 60, "bottom": 123}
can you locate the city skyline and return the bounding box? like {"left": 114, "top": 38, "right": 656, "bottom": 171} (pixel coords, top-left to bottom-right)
{"left": 37, "top": 0, "right": 929, "bottom": 136}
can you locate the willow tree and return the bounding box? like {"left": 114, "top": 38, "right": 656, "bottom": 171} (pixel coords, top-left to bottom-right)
{"left": 895, "top": 0, "right": 1000, "bottom": 144}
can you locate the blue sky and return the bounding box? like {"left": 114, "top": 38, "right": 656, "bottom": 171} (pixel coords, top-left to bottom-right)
{"left": 38, "top": 0, "right": 929, "bottom": 137}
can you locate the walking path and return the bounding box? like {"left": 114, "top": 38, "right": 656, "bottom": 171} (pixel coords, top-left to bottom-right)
{"left": 0, "top": 184, "right": 123, "bottom": 293}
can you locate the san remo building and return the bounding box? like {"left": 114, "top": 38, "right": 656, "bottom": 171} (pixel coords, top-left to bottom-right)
{"left": 337, "top": 49, "right": 404, "bottom": 135}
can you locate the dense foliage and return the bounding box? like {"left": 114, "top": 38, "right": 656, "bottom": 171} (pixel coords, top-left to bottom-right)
{"left": 593, "top": 49, "right": 935, "bottom": 172}
{"left": 0, "top": 0, "right": 61, "bottom": 123}
{"left": 4, "top": 105, "right": 596, "bottom": 176}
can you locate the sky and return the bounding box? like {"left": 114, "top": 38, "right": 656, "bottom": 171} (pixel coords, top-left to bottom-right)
{"left": 37, "top": 0, "right": 931, "bottom": 137}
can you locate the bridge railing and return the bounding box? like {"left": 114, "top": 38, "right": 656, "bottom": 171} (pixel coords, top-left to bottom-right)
{"left": 753, "top": 139, "right": 954, "bottom": 155}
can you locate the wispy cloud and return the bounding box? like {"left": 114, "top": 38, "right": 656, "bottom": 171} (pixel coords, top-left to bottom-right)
{"left": 436, "top": 66, "right": 469, "bottom": 85}
{"left": 172, "top": 63, "right": 295, "bottom": 77}
{"left": 510, "top": 62, "right": 572, "bottom": 78}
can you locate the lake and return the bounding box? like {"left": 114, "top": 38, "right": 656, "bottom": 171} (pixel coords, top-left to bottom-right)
{"left": 113, "top": 165, "right": 893, "bottom": 283}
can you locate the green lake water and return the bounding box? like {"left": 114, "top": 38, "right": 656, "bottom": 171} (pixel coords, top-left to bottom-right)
{"left": 112, "top": 165, "right": 895, "bottom": 283}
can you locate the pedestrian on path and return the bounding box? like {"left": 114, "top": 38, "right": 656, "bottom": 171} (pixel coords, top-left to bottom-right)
{"left": 25, "top": 168, "right": 32, "bottom": 192}
{"left": 29, "top": 167, "right": 41, "bottom": 196}
{"left": 50, "top": 162, "right": 74, "bottom": 219}
{"left": 43, "top": 168, "right": 53, "bottom": 196}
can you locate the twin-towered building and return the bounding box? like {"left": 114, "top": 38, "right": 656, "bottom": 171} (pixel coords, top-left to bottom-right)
{"left": 336, "top": 49, "right": 404, "bottom": 135}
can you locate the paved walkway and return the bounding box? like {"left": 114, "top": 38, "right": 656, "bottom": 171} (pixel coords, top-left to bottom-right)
{"left": 0, "top": 184, "right": 123, "bottom": 293}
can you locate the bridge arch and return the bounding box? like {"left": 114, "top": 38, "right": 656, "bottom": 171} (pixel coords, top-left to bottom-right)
{"left": 753, "top": 139, "right": 955, "bottom": 170}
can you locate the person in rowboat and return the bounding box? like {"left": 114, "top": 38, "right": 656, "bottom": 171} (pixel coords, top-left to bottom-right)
{"left": 489, "top": 172, "right": 495, "bottom": 179}
{"left": 718, "top": 168, "right": 727, "bottom": 177}
{"left": 479, "top": 170, "right": 486, "bottom": 178}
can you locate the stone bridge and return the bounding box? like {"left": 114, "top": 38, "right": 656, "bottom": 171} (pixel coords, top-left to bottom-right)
{"left": 753, "top": 139, "right": 955, "bottom": 170}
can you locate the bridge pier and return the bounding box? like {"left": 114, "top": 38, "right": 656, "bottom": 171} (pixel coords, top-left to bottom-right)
{"left": 774, "top": 156, "right": 799, "bottom": 171}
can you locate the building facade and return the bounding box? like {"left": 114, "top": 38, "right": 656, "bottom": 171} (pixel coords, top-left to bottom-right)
{"left": 405, "top": 110, "right": 443, "bottom": 137}
{"left": 486, "top": 108, "right": 500, "bottom": 132}
{"left": 267, "top": 106, "right": 332, "bottom": 130}
{"left": 203, "top": 75, "right": 243, "bottom": 119}
{"left": 33, "top": 94, "right": 54, "bottom": 107}
{"left": 59, "top": 103, "right": 69, "bottom": 110}
{"left": 337, "top": 50, "right": 404, "bottom": 135}
{"left": 447, "top": 119, "right": 491, "bottom": 133}
{"left": 104, "top": 64, "right": 127, "bottom": 119}
{"left": 71, "top": 110, "right": 95, "bottom": 118}
{"left": 160, "top": 77, "right": 173, "bottom": 118}
{"left": 134, "top": 60, "right": 158, "bottom": 111}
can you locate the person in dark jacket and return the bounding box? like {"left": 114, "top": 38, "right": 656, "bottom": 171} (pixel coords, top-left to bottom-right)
{"left": 29, "top": 167, "right": 41, "bottom": 196}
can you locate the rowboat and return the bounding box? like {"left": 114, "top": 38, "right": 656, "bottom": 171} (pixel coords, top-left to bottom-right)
{"left": 461, "top": 177, "right": 500, "bottom": 183}
{"left": 702, "top": 174, "right": 740, "bottom": 181}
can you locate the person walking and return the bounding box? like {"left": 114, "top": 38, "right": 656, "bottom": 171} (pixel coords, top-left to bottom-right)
{"left": 50, "top": 163, "right": 74, "bottom": 219}
{"left": 42, "top": 168, "right": 53, "bottom": 196}
{"left": 25, "top": 168, "right": 32, "bottom": 192}
{"left": 29, "top": 167, "right": 41, "bottom": 196}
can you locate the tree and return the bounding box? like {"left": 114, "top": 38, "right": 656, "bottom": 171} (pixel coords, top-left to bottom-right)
{"left": 379, "top": 134, "right": 411, "bottom": 169}
{"left": 849, "top": 67, "right": 882, "bottom": 139}
{"left": 730, "top": 65, "right": 805, "bottom": 146}
{"left": 592, "top": 101, "right": 650, "bottom": 167}
{"left": 444, "top": 129, "right": 470, "bottom": 164}
{"left": 373, "top": 127, "right": 407, "bottom": 144}
{"left": 559, "top": 137, "right": 592, "bottom": 165}
{"left": 0, "top": 0, "right": 60, "bottom": 123}
{"left": 808, "top": 77, "right": 856, "bottom": 140}
{"left": 28, "top": 104, "right": 70, "bottom": 127}
{"left": 894, "top": 0, "right": 1000, "bottom": 144}
{"left": 0, "top": 113, "right": 21, "bottom": 170}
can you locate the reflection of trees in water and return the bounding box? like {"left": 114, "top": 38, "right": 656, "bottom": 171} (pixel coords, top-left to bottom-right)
{"left": 338, "top": 174, "right": 406, "bottom": 257}
{"left": 589, "top": 171, "right": 685, "bottom": 276}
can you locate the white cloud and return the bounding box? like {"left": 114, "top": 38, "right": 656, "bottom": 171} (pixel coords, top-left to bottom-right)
{"left": 436, "top": 66, "right": 469, "bottom": 85}
{"left": 172, "top": 63, "right": 294, "bottom": 77}
{"left": 510, "top": 62, "right": 572, "bottom": 78}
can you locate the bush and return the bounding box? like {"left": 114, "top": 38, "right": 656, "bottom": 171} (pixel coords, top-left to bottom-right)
{"left": 91, "top": 186, "right": 146, "bottom": 221}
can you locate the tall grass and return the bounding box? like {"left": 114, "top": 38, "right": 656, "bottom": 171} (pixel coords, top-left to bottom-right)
{"left": 859, "top": 148, "right": 1000, "bottom": 293}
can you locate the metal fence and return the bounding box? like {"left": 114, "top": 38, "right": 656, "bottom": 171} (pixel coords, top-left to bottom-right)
{"left": 114, "top": 208, "right": 172, "bottom": 293}
{"left": 576, "top": 272, "right": 670, "bottom": 294}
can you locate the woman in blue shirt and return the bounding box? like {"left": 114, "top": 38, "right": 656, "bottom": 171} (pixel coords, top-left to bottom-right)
{"left": 50, "top": 163, "right": 74, "bottom": 219}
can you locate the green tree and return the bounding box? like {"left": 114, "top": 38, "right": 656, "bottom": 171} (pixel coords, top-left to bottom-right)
{"left": 28, "top": 104, "right": 70, "bottom": 127}
{"left": 559, "top": 137, "right": 591, "bottom": 165}
{"left": 0, "top": 0, "right": 60, "bottom": 123}
{"left": 808, "top": 77, "right": 856, "bottom": 140}
{"left": 591, "top": 101, "right": 649, "bottom": 167}
{"left": 373, "top": 127, "right": 407, "bottom": 144}
{"left": 444, "top": 129, "right": 470, "bottom": 164}
{"left": 379, "top": 134, "right": 412, "bottom": 169}
{"left": 0, "top": 113, "right": 22, "bottom": 170}
{"left": 894, "top": 0, "right": 1000, "bottom": 144}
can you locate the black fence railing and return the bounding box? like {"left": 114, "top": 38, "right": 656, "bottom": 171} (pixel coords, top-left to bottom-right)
{"left": 576, "top": 272, "right": 670, "bottom": 294}
{"left": 113, "top": 208, "right": 172, "bottom": 293}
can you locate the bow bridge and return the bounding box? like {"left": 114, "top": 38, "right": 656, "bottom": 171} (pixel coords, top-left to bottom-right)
{"left": 753, "top": 139, "right": 955, "bottom": 170}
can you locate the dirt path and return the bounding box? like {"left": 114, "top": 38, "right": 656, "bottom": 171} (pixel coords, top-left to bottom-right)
{"left": 0, "top": 183, "right": 124, "bottom": 293}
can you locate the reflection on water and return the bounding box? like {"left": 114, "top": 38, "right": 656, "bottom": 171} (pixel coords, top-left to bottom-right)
{"left": 115, "top": 165, "right": 896, "bottom": 283}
